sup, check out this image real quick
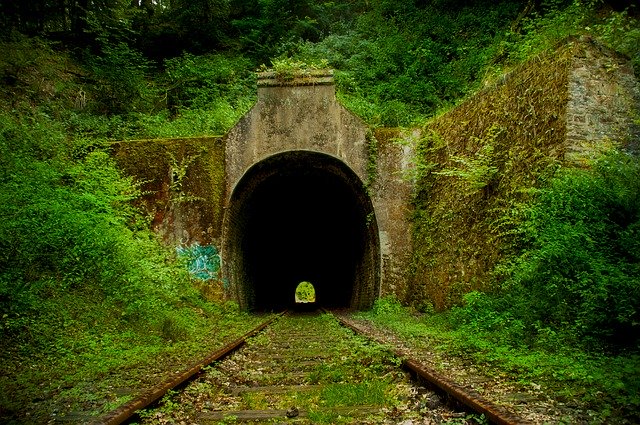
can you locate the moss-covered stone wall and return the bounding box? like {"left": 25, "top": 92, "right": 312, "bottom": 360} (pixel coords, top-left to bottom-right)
{"left": 406, "top": 38, "right": 640, "bottom": 310}
{"left": 401, "top": 40, "right": 577, "bottom": 309}
{"left": 111, "top": 137, "right": 225, "bottom": 247}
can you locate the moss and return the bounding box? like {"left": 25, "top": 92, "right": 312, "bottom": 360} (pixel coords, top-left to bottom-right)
{"left": 408, "top": 41, "right": 581, "bottom": 310}
{"left": 365, "top": 128, "right": 379, "bottom": 192}
{"left": 110, "top": 137, "right": 226, "bottom": 245}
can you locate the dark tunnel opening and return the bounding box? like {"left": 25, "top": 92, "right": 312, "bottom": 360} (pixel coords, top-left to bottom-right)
{"left": 224, "top": 151, "right": 380, "bottom": 311}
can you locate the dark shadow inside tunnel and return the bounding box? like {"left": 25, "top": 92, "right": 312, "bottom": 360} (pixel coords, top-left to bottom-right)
{"left": 223, "top": 151, "right": 380, "bottom": 311}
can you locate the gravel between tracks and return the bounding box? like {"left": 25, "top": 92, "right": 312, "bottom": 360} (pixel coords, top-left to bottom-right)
{"left": 333, "top": 311, "right": 591, "bottom": 424}
{"left": 138, "top": 313, "right": 478, "bottom": 424}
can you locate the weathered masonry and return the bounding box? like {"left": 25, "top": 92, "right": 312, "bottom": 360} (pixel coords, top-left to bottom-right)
{"left": 401, "top": 37, "right": 640, "bottom": 309}
{"left": 222, "top": 71, "right": 413, "bottom": 310}
{"left": 113, "top": 70, "right": 414, "bottom": 311}
{"left": 112, "top": 38, "right": 638, "bottom": 311}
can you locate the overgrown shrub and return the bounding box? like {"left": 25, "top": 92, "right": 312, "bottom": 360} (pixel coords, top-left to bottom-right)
{"left": 0, "top": 111, "right": 196, "bottom": 328}
{"left": 452, "top": 150, "right": 640, "bottom": 348}
{"left": 86, "top": 42, "right": 157, "bottom": 115}
{"left": 163, "top": 53, "right": 255, "bottom": 112}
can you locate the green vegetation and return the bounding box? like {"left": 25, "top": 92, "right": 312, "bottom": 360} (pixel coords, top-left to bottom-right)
{"left": 0, "top": 32, "right": 257, "bottom": 425}
{"left": 295, "top": 281, "right": 316, "bottom": 303}
{"left": 388, "top": 7, "right": 639, "bottom": 424}
{"left": 476, "top": 151, "right": 640, "bottom": 347}
{"left": 0, "top": 97, "right": 260, "bottom": 421}
{"left": 389, "top": 151, "right": 640, "bottom": 420}
{"left": 363, "top": 139, "right": 640, "bottom": 423}
{"left": 3, "top": 1, "right": 638, "bottom": 129}
{"left": 359, "top": 295, "right": 640, "bottom": 423}
{"left": 1, "top": 0, "right": 639, "bottom": 423}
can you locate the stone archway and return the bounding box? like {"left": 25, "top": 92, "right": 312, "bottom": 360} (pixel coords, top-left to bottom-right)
{"left": 222, "top": 151, "right": 380, "bottom": 311}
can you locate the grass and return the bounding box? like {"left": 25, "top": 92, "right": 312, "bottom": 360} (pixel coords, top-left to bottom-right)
{"left": 355, "top": 297, "right": 640, "bottom": 424}
{"left": 140, "top": 313, "right": 414, "bottom": 424}
{"left": 320, "top": 381, "right": 388, "bottom": 407}
{"left": 0, "top": 295, "right": 264, "bottom": 424}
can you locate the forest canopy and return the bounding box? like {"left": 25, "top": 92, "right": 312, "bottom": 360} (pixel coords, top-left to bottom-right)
{"left": 2, "top": 0, "right": 637, "bottom": 128}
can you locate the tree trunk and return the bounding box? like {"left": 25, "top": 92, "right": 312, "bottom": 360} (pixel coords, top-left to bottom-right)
{"left": 71, "top": 0, "right": 88, "bottom": 37}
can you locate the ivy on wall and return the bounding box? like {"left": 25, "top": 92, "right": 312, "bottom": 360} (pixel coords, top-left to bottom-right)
{"left": 407, "top": 42, "right": 576, "bottom": 310}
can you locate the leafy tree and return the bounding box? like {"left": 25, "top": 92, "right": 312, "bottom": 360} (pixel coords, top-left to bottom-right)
{"left": 295, "top": 281, "right": 316, "bottom": 303}
{"left": 0, "top": 0, "right": 136, "bottom": 45}
{"left": 86, "top": 41, "right": 156, "bottom": 115}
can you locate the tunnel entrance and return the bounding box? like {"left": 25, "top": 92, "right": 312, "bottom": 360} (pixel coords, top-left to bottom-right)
{"left": 223, "top": 151, "right": 380, "bottom": 311}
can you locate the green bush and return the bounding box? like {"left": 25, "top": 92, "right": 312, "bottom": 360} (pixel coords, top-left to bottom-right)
{"left": 137, "top": 103, "right": 250, "bottom": 138}
{"left": 371, "top": 296, "right": 406, "bottom": 316}
{"left": 163, "top": 53, "right": 255, "bottom": 110}
{"left": 2, "top": 144, "right": 128, "bottom": 291}
{"left": 453, "top": 150, "right": 640, "bottom": 348}
{"left": 593, "top": 8, "right": 640, "bottom": 70}
{"left": 0, "top": 111, "right": 196, "bottom": 323}
{"left": 87, "top": 42, "right": 157, "bottom": 115}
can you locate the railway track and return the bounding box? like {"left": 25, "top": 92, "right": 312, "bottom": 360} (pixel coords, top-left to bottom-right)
{"left": 99, "top": 310, "right": 528, "bottom": 424}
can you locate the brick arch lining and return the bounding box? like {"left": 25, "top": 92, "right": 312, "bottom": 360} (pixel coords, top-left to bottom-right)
{"left": 222, "top": 151, "right": 380, "bottom": 311}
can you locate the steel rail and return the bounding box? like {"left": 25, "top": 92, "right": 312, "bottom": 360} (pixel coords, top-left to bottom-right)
{"left": 329, "top": 311, "right": 531, "bottom": 425}
{"left": 94, "top": 311, "right": 285, "bottom": 425}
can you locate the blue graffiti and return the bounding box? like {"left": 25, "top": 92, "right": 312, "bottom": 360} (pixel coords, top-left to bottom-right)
{"left": 177, "top": 243, "right": 221, "bottom": 281}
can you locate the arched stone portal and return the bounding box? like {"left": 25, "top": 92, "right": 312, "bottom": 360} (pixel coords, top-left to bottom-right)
{"left": 220, "top": 70, "right": 413, "bottom": 311}
{"left": 113, "top": 45, "right": 637, "bottom": 312}
{"left": 223, "top": 151, "right": 380, "bottom": 311}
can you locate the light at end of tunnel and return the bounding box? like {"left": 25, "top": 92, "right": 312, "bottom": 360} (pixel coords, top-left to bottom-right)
{"left": 295, "top": 281, "right": 316, "bottom": 304}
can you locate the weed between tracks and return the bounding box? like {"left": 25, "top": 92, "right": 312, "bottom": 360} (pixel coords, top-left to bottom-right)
{"left": 351, "top": 298, "right": 640, "bottom": 424}
{"left": 137, "top": 313, "right": 481, "bottom": 424}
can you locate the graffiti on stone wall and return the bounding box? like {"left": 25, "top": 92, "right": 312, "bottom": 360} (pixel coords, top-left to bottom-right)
{"left": 177, "top": 243, "right": 221, "bottom": 281}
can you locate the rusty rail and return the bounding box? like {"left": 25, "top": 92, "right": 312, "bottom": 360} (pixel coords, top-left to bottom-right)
{"left": 95, "top": 312, "right": 285, "bottom": 425}
{"left": 329, "top": 312, "right": 531, "bottom": 425}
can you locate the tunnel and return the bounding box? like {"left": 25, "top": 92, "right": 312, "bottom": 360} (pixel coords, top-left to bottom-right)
{"left": 223, "top": 151, "right": 380, "bottom": 311}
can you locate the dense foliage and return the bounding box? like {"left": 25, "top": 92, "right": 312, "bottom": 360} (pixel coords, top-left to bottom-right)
{"left": 453, "top": 151, "right": 640, "bottom": 348}
{"left": 0, "top": 29, "right": 257, "bottom": 425}
{"left": 0, "top": 0, "right": 639, "bottom": 422}
{"left": 3, "top": 1, "right": 637, "bottom": 128}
